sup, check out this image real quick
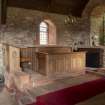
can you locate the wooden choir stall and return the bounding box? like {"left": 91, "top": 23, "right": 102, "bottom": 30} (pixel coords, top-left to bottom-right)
{"left": 37, "top": 47, "right": 86, "bottom": 77}
{"left": 2, "top": 44, "right": 86, "bottom": 77}
{"left": 0, "top": 44, "right": 86, "bottom": 90}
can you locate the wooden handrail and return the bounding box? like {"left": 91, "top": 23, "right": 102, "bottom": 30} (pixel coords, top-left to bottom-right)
{"left": 20, "top": 57, "right": 31, "bottom": 62}
{"left": 38, "top": 52, "right": 48, "bottom": 55}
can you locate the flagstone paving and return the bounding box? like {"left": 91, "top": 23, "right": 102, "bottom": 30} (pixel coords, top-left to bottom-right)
{"left": 77, "top": 92, "right": 105, "bottom": 105}
{"left": 0, "top": 73, "right": 104, "bottom": 105}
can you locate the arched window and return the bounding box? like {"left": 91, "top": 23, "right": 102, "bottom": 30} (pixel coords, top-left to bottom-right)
{"left": 40, "top": 22, "right": 48, "bottom": 45}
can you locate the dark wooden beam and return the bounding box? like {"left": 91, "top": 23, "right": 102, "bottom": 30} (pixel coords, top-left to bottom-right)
{"left": 0, "top": 0, "right": 89, "bottom": 24}
{"left": 7, "top": 0, "right": 89, "bottom": 17}
{"left": 1, "top": 0, "right": 8, "bottom": 24}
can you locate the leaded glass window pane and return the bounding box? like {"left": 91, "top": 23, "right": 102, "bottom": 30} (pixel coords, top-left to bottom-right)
{"left": 40, "top": 22, "right": 48, "bottom": 45}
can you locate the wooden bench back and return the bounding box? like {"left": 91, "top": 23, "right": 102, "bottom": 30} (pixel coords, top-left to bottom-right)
{"left": 37, "top": 47, "right": 72, "bottom": 53}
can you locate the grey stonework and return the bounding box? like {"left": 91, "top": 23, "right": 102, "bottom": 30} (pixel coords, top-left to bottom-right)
{"left": 0, "top": 44, "right": 5, "bottom": 75}
{"left": 0, "top": 7, "right": 90, "bottom": 48}
{"left": 83, "top": 0, "right": 105, "bottom": 67}
{"left": 0, "top": 2, "right": 105, "bottom": 67}
{"left": 83, "top": 0, "right": 105, "bottom": 17}
{"left": 102, "top": 49, "right": 105, "bottom": 67}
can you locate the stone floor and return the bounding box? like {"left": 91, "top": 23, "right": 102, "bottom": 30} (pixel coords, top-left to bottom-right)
{"left": 28, "top": 73, "right": 101, "bottom": 97}
{"left": 0, "top": 87, "right": 18, "bottom": 105}
{"left": 77, "top": 92, "right": 105, "bottom": 105}
{"left": 0, "top": 73, "right": 105, "bottom": 105}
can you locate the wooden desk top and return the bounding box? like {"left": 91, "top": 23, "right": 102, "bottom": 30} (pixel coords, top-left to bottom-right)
{"left": 38, "top": 51, "right": 86, "bottom": 55}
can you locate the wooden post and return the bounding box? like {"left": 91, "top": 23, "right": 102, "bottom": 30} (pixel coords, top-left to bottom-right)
{"left": 1, "top": 0, "right": 7, "bottom": 24}
{"left": 0, "top": 0, "right": 1, "bottom": 24}
{"left": 103, "top": 15, "right": 105, "bottom": 45}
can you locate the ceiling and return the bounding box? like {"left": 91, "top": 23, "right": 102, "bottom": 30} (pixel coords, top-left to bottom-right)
{"left": 1, "top": 0, "right": 89, "bottom": 24}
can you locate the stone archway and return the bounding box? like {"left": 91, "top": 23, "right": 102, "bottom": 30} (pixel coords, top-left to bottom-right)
{"left": 44, "top": 19, "right": 57, "bottom": 45}
{"left": 89, "top": 5, "right": 105, "bottom": 46}
{"left": 81, "top": 0, "right": 105, "bottom": 46}
{"left": 82, "top": 2, "right": 105, "bottom": 67}
{"left": 82, "top": 0, "right": 105, "bottom": 18}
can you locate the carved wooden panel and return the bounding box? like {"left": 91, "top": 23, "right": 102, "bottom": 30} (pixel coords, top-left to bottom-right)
{"left": 38, "top": 52, "right": 86, "bottom": 77}
{"left": 70, "top": 53, "right": 86, "bottom": 73}
{"left": 9, "top": 46, "right": 21, "bottom": 72}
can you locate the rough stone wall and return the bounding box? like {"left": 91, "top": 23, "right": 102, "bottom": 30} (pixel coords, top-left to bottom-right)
{"left": 83, "top": 0, "right": 105, "bottom": 17}
{"left": 0, "top": 44, "right": 5, "bottom": 74}
{"left": 0, "top": 7, "right": 90, "bottom": 47}
{"left": 1, "top": 0, "right": 105, "bottom": 67}
{"left": 83, "top": 0, "right": 105, "bottom": 47}
{"left": 83, "top": 0, "right": 105, "bottom": 67}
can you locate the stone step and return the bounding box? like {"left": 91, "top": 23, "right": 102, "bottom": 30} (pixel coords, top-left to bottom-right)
{"left": 86, "top": 69, "right": 105, "bottom": 77}
{"left": 18, "top": 90, "right": 35, "bottom": 105}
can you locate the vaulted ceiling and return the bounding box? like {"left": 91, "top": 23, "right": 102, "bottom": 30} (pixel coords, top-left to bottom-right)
{"left": 1, "top": 0, "right": 89, "bottom": 24}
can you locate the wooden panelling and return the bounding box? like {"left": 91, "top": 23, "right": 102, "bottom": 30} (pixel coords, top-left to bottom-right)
{"left": 3, "top": 44, "right": 86, "bottom": 77}
{"left": 38, "top": 52, "right": 86, "bottom": 76}
{"left": 78, "top": 48, "right": 104, "bottom": 68}
{"left": 9, "top": 46, "right": 21, "bottom": 72}
{"left": 2, "top": 44, "right": 21, "bottom": 72}
{"left": 20, "top": 48, "right": 37, "bottom": 72}
{"left": 36, "top": 47, "right": 72, "bottom": 53}
{"left": 37, "top": 53, "right": 47, "bottom": 75}
{"left": 70, "top": 53, "right": 86, "bottom": 73}
{"left": 2, "top": 44, "right": 9, "bottom": 71}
